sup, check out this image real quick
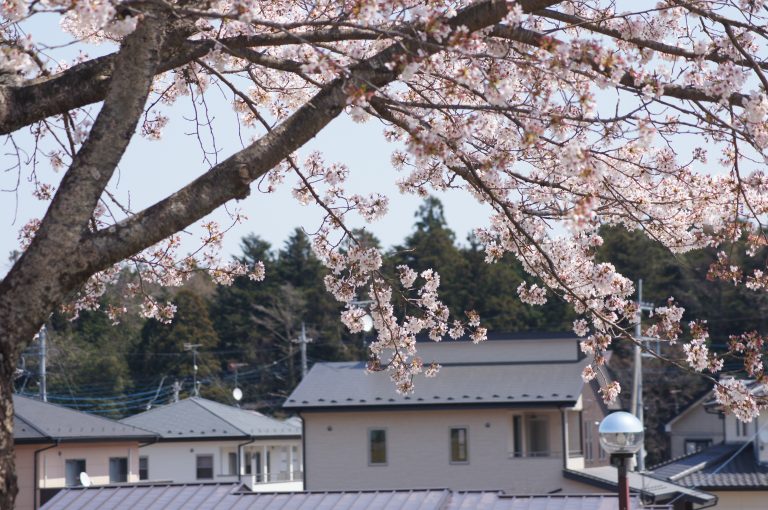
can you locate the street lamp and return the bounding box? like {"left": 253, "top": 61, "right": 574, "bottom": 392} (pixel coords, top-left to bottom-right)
{"left": 598, "top": 411, "right": 644, "bottom": 510}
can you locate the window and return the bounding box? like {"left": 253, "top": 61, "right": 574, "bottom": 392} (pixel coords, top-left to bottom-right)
{"left": 511, "top": 414, "right": 551, "bottom": 457}
{"left": 109, "top": 457, "right": 128, "bottom": 483}
{"left": 737, "top": 420, "right": 749, "bottom": 437}
{"left": 244, "top": 451, "right": 252, "bottom": 475}
{"left": 369, "top": 429, "right": 387, "bottom": 465}
{"left": 526, "top": 415, "right": 550, "bottom": 457}
{"left": 196, "top": 455, "right": 214, "bottom": 479}
{"left": 584, "top": 421, "right": 594, "bottom": 461}
{"left": 228, "top": 452, "right": 238, "bottom": 476}
{"left": 139, "top": 457, "right": 149, "bottom": 481}
{"left": 450, "top": 428, "right": 468, "bottom": 463}
{"left": 65, "top": 459, "right": 86, "bottom": 487}
{"left": 685, "top": 439, "right": 713, "bottom": 454}
{"left": 512, "top": 416, "right": 523, "bottom": 457}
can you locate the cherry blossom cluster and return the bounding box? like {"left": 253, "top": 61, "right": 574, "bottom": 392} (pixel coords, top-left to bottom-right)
{"left": 11, "top": 0, "right": 768, "bottom": 417}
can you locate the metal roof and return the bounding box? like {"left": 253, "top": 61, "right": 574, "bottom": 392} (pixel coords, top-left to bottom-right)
{"left": 564, "top": 467, "right": 715, "bottom": 505}
{"left": 41, "top": 484, "right": 658, "bottom": 510}
{"left": 121, "top": 397, "right": 300, "bottom": 439}
{"left": 414, "top": 331, "right": 580, "bottom": 343}
{"left": 450, "top": 493, "right": 653, "bottom": 510}
{"left": 13, "top": 395, "right": 156, "bottom": 443}
{"left": 284, "top": 360, "right": 588, "bottom": 410}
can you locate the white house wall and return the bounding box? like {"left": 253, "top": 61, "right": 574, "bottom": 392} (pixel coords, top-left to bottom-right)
{"left": 303, "top": 408, "right": 585, "bottom": 493}
{"left": 139, "top": 439, "right": 302, "bottom": 485}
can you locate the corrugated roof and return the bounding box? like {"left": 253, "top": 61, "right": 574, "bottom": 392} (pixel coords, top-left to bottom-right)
{"left": 451, "top": 493, "right": 651, "bottom": 510}
{"left": 13, "top": 395, "right": 155, "bottom": 442}
{"left": 41, "top": 484, "right": 451, "bottom": 510}
{"left": 284, "top": 360, "right": 588, "bottom": 410}
{"left": 41, "top": 484, "right": 659, "bottom": 510}
{"left": 564, "top": 467, "right": 715, "bottom": 505}
{"left": 122, "top": 397, "right": 300, "bottom": 439}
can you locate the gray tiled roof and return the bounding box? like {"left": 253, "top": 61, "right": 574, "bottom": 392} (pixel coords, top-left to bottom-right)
{"left": 649, "top": 443, "right": 738, "bottom": 481}
{"left": 13, "top": 395, "right": 156, "bottom": 442}
{"left": 122, "top": 397, "right": 300, "bottom": 439}
{"left": 284, "top": 360, "right": 589, "bottom": 410}
{"left": 671, "top": 443, "right": 768, "bottom": 488}
{"left": 564, "top": 467, "right": 715, "bottom": 505}
{"left": 41, "top": 484, "right": 655, "bottom": 510}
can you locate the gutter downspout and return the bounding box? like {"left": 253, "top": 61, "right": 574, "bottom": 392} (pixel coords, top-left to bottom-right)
{"left": 137, "top": 437, "right": 159, "bottom": 481}
{"left": 237, "top": 438, "right": 257, "bottom": 484}
{"left": 300, "top": 413, "right": 306, "bottom": 490}
{"left": 33, "top": 441, "right": 59, "bottom": 510}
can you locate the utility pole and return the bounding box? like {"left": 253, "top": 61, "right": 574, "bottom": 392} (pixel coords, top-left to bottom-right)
{"left": 184, "top": 343, "right": 202, "bottom": 397}
{"left": 630, "top": 279, "right": 654, "bottom": 471}
{"left": 38, "top": 325, "right": 47, "bottom": 402}
{"left": 292, "top": 322, "right": 313, "bottom": 379}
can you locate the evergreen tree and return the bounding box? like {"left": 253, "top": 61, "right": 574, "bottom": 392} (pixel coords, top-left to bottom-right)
{"left": 460, "top": 237, "right": 573, "bottom": 332}
{"left": 134, "top": 290, "right": 221, "bottom": 398}
{"left": 388, "top": 197, "right": 469, "bottom": 317}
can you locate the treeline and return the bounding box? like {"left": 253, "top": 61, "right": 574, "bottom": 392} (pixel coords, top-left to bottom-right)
{"left": 13, "top": 198, "right": 768, "bottom": 464}
{"left": 15, "top": 198, "right": 572, "bottom": 417}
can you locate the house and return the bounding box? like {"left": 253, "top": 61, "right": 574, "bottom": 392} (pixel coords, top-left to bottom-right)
{"left": 121, "top": 397, "right": 302, "bottom": 491}
{"left": 41, "top": 482, "right": 660, "bottom": 510}
{"left": 664, "top": 390, "right": 724, "bottom": 458}
{"left": 13, "top": 394, "right": 157, "bottom": 510}
{"left": 284, "top": 332, "right": 714, "bottom": 508}
{"left": 282, "top": 334, "right": 608, "bottom": 489}
{"left": 652, "top": 380, "right": 768, "bottom": 510}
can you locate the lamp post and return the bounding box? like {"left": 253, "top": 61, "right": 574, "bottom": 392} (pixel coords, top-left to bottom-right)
{"left": 598, "top": 412, "right": 644, "bottom": 510}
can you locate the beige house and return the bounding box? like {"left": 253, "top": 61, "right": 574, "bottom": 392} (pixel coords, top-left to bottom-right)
{"left": 13, "top": 395, "right": 156, "bottom": 510}
{"left": 653, "top": 380, "right": 768, "bottom": 510}
{"left": 284, "top": 332, "right": 711, "bottom": 508}
{"left": 121, "top": 397, "right": 302, "bottom": 491}
{"left": 664, "top": 391, "right": 724, "bottom": 458}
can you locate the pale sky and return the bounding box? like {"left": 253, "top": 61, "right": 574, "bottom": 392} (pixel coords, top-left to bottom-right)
{"left": 0, "top": 36, "right": 492, "bottom": 277}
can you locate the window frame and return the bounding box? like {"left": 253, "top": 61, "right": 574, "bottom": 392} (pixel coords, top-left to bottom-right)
{"left": 196, "top": 454, "right": 215, "bottom": 480}
{"left": 684, "top": 438, "right": 713, "bottom": 454}
{"left": 109, "top": 457, "right": 128, "bottom": 483}
{"left": 584, "top": 420, "right": 594, "bottom": 461}
{"left": 64, "top": 459, "right": 87, "bottom": 487}
{"left": 510, "top": 413, "right": 551, "bottom": 458}
{"left": 368, "top": 428, "right": 388, "bottom": 466}
{"left": 139, "top": 456, "right": 149, "bottom": 481}
{"left": 449, "top": 427, "right": 469, "bottom": 464}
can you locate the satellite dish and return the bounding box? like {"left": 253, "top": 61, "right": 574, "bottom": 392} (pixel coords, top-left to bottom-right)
{"left": 233, "top": 387, "right": 243, "bottom": 401}
{"left": 361, "top": 314, "right": 374, "bottom": 333}
{"left": 79, "top": 472, "right": 91, "bottom": 487}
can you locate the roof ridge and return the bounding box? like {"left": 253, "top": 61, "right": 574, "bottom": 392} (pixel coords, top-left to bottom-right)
{"left": 189, "top": 397, "right": 250, "bottom": 436}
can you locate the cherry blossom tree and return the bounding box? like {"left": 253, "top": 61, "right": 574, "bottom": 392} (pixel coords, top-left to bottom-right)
{"left": 3, "top": 0, "right": 768, "bottom": 505}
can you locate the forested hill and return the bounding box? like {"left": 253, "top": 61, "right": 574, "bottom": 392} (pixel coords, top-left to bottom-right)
{"left": 14, "top": 198, "right": 768, "bottom": 463}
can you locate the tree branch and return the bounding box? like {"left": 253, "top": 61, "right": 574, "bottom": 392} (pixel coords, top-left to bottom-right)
{"left": 85, "top": 0, "right": 560, "bottom": 269}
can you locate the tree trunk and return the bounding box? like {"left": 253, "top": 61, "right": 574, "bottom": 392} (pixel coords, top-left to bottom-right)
{"left": 0, "top": 339, "right": 18, "bottom": 510}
